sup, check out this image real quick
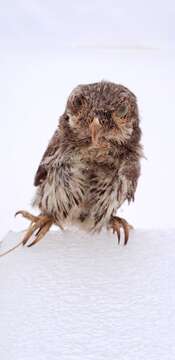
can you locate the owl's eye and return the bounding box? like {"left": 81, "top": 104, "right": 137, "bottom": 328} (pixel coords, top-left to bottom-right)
{"left": 112, "top": 104, "right": 129, "bottom": 124}
{"left": 116, "top": 104, "right": 128, "bottom": 118}
{"left": 72, "top": 95, "right": 85, "bottom": 114}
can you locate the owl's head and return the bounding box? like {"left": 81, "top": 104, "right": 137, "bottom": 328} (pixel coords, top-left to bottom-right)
{"left": 60, "top": 81, "right": 140, "bottom": 147}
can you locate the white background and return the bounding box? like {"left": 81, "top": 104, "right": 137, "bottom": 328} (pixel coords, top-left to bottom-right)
{"left": 0, "top": 0, "right": 175, "bottom": 238}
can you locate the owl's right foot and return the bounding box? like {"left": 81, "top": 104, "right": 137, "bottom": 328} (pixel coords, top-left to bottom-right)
{"left": 15, "top": 210, "right": 53, "bottom": 247}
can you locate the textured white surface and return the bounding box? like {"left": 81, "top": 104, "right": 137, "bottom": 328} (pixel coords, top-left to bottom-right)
{"left": 1, "top": 229, "right": 175, "bottom": 360}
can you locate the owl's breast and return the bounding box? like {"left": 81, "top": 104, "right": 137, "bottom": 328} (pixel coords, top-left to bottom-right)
{"left": 33, "top": 149, "right": 123, "bottom": 231}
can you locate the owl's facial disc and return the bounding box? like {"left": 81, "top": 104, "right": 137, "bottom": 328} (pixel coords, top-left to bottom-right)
{"left": 66, "top": 82, "right": 138, "bottom": 146}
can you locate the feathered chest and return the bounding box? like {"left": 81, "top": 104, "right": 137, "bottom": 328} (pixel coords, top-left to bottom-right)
{"left": 48, "top": 145, "right": 120, "bottom": 193}
{"left": 34, "top": 145, "right": 129, "bottom": 231}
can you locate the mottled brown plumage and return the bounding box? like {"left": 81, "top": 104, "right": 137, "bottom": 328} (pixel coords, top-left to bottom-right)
{"left": 16, "top": 81, "right": 143, "bottom": 248}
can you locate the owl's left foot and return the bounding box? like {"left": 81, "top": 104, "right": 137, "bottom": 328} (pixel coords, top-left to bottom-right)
{"left": 109, "top": 215, "right": 133, "bottom": 245}
{"left": 15, "top": 210, "right": 53, "bottom": 247}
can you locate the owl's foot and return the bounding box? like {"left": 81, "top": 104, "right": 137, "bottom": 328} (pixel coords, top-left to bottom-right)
{"left": 15, "top": 210, "right": 53, "bottom": 247}
{"left": 109, "top": 215, "right": 133, "bottom": 245}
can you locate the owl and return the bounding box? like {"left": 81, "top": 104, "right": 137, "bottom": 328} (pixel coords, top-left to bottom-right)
{"left": 16, "top": 81, "right": 143, "bottom": 248}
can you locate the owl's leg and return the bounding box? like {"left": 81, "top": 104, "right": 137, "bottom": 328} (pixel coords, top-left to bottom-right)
{"left": 109, "top": 215, "right": 133, "bottom": 245}
{"left": 15, "top": 210, "right": 53, "bottom": 247}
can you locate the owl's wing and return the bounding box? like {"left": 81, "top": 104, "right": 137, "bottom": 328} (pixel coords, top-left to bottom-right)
{"left": 34, "top": 128, "right": 60, "bottom": 186}
{"left": 117, "top": 161, "right": 140, "bottom": 204}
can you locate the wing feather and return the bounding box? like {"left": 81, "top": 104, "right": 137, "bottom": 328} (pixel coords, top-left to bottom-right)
{"left": 34, "top": 128, "right": 60, "bottom": 186}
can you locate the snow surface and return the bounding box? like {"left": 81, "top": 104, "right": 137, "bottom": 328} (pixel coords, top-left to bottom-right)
{"left": 1, "top": 229, "right": 175, "bottom": 360}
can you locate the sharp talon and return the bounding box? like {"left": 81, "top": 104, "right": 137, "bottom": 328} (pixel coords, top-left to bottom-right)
{"left": 15, "top": 210, "right": 39, "bottom": 223}
{"left": 116, "top": 227, "right": 121, "bottom": 244}
{"left": 0, "top": 211, "right": 54, "bottom": 257}
{"left": 123, "top": 222, "right": 129, "bottom": 245}
{"left": 27, "top": 228, "right": 43, "bottom": 247}
{"left": 110, "top": 216, "right": 132, "bottom": 245}
{"left": 27, "top": 221, "right": 52, "bottom": 247}
{"left": 15, "top": 211, "right": 20, "bottom": 217}
{"left": 22, "top": 222, "right": 40, "bottom": 246}
{"left": 15, "top": 210, "right": 29, "bottom": 217}
{"left": 118, "top": 219, "right": 129, "bottom": 245}
{"left": 15, "top": 210, "right": 54, "bottom": 248}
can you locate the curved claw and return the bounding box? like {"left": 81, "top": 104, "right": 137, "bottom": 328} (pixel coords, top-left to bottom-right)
{"left": 15, "top": 210, "right": 39, "bottom": 223}
{"left": 123, "top": 221, "right": 129, "bottom": 245}
{"left": 15, "top": 210, "right": 54, "bottom": 247}
{"left": 113, "top": 225, "right": 121, "bottom": 244}
{"left": 0, "top": 211, "right": 54, "bottom": 257}
{"left": 117, "top": 218, "right": 129, "bottom": 245}
{"left": 110, "top": 216, "right": 133, "bottom": 246}
{"left": 22, "top": 222, "right": 40, "bottom": 246}
{"left": 27, "top": 220, "right": 52, "bottom": 247}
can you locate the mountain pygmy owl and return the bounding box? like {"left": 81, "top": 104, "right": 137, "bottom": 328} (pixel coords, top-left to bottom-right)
{"left": 16, "top": 81, "right": 143, "bottom": 248}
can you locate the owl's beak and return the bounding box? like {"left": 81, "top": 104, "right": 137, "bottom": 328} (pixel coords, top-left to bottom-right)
{"left": 89, "top": 117, "right": 101, "bottom": 145}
